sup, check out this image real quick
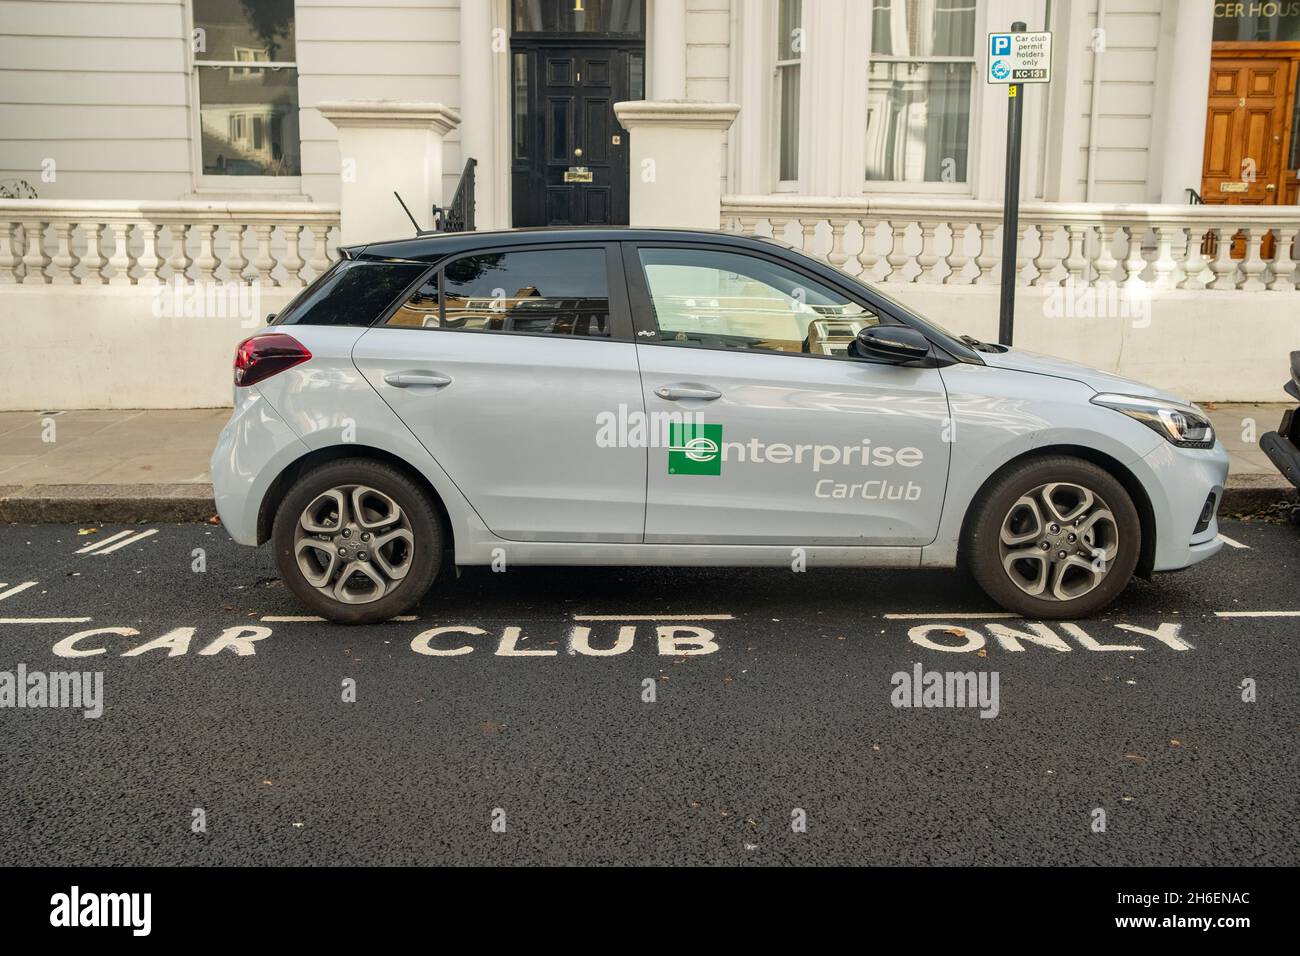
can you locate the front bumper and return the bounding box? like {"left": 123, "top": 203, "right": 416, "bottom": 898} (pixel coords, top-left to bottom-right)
{"left": 210, "top": 387, "right": 310, "bottom": 546}
{"left": 1133, "top": 439, "right": 1230, "bottom": 572}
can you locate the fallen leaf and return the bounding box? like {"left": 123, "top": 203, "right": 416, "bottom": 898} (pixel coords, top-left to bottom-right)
{"left": 77, "top": 528, "right": 97, "bottom": 535}
{"left": 1123, "top": 753, "right": 1149, "bottom": 763}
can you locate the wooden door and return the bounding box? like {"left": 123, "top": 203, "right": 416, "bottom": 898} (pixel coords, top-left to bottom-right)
{"left": 1202, "top": 57, "right": 1289, "bottom": 205}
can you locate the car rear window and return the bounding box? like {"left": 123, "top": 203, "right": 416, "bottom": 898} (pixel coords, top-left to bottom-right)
{"left": 273, "top": 259, "right": 427, "bottom": 327}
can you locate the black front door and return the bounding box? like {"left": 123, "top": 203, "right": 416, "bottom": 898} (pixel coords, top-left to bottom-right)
{"left": 512, "top": 43, "right": 644, "bottom": 227}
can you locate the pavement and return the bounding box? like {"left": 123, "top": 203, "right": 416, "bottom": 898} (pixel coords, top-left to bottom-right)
{"left": 0, "top": 517, "right": 1296, "bottom": 865}
{"left": 0, "top": 405, "right": 1295, "bottom": 523}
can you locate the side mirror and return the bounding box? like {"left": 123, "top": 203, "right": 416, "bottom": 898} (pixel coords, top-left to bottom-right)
{"left": 854, "top": 325, "right": 932, "bottom": 363}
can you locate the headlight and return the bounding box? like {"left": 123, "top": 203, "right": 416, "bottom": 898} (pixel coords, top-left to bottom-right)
{"left": 1091, "top": 393, "right": 1215, "bottom": 448}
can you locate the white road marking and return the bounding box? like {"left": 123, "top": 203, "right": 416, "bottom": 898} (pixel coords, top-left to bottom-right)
{"left": 1217, "top": 533, "right": 1250, "bottom": 550}
{"left": 260, "top": 614, "right": 418, "bottom": 623}
{"left": 1214, "top": 610, "right": 1300, "bottom": 618}
{"left": 75, "top": 530, "right": 135, "bottom": 554}
{"left": 91, "top": 529, "right": 158, "bottom": 556}
{"left": 0, "top": 581, "right": 38, "bottom": 602}
{"left": 884, "top": 612, "right": 1021, "bottom": 620}
{"left": 0, "top": 617, "right": 93, "bottom": 624}
{"left": 572, "top": 613, "right": 735, "bottom": 621}
{"left": 906, "top": 620, "right": 1191, "bottom": 653}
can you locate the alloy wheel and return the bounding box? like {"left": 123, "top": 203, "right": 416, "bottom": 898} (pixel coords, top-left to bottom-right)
{"left": 997, "top": 482, "right": 1120, "bottom": 601}
{"left": 292, "top": 484, "right": 415, "bottom": 604}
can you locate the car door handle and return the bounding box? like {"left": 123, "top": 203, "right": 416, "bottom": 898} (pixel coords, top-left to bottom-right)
{"left": 654, "top": 384, "right": 722, "bottom": 402}
{"left": 384, "top": 370, "right": 452, "bottom": 388}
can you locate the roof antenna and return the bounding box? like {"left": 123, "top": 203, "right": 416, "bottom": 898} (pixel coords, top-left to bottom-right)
{"left": 394, "top": 191, "right": 435, "bottom": 236}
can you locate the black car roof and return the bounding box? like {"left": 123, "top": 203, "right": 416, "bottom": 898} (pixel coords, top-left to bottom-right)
{"left": 349, "top": 227, "right": 795, "bottom": 263}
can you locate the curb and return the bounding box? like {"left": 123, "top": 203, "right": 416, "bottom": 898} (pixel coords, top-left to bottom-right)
{"left": 1, "top": 479, "right": 1296, "bottom": 525}
{"left": 0, "top": 484, "right": 217, "bottom": 525}
{"left": 1218, "top": 476, "right": 1298, "bottom": 517}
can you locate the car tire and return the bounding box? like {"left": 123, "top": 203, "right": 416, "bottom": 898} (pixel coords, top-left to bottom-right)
{"left": 271, "top": 458, "right": 443, "bottom": 625}
{"left": 963, "top": 455, "right": 1141, "bottom": 620}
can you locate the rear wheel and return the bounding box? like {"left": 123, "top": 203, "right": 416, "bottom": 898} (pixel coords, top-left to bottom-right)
{"left": 963, "top": 456, "right": 1141, "bottom": 619}
{"left": 271, "top": 458, "right": 442, "bottom": 624}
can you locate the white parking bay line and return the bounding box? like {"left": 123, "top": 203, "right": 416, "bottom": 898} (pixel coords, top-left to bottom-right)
{"left": 75, "top": 530, "right": 135, "bottom": 554}
{"left": 1214, "top": 610, "right": 1300, "bottom": 618}
{"left": 884, "top": 612, "right": 1021, "bottom": 620}
{"left": 0, "top": 581, "right": 38, "bottom": 602}
{"left": 1217, "top": 534, "right": 1251, "bottom": 550}
{"left": 0, "top": 617, "right": 93, "bottom": 624}
{"left": 92, "top": 529, "right": 159, "bottom": 556}
{"left": 573, "top": 614, "right": 735, "bottom": 621}
{"left": 260, "top": 615, "right": 419, "bottom": 623}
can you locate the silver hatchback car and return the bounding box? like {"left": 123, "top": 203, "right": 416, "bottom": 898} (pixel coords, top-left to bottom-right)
{"left": 211, "top": 228, "right": 1229, "bottom": 624}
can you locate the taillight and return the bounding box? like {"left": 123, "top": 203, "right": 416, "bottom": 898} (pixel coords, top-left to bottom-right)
{"left": 234, "top": 333, "right": 312, "bottom": 387}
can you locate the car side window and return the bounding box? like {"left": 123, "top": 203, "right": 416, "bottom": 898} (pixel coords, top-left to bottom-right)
{"left": 637, "top": 247, "right": 878, "bottom": 356}
{"left": 387, "top": 248, "right": 611, "bottom": 337}
{"left": 274, "top": 259, "right": 426, "bottom": 327}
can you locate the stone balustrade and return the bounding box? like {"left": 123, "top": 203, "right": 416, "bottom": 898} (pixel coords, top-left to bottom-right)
{"left": 721, "top": 196, "right": 1300, "bottom": 292}
{"left": 0, "top": 200, "right": 341, "bottom": 287}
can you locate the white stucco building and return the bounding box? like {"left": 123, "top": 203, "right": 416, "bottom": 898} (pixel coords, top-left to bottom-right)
{"left": 0, "top": 0, "right": 1242, "bottom": 212}
{"left": 1, "top": 0, "right": 1298, "bottom": 408}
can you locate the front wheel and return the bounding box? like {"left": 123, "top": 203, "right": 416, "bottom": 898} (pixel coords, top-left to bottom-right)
{"left": 271, "top": 458, "right": 443, "bottom": 624}
{"left": 963, "top": 456, "right": 1142, "bottom": 619}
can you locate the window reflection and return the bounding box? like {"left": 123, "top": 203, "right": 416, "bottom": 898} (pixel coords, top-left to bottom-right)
{"left": 865, "top": 62, "right": 971, "bottom": 183}
{"left": 390, "top": 249, "right": 612, "bottom": 338}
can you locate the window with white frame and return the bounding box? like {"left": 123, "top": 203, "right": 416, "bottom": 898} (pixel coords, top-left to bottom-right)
{"left": 865, "top": 0, "right": 976, "bottom": 185}
{"left": 192, "top": 0, "right": 301, "bottom": 178}
{"left": 776, "top": 0, "right": 802, "bottom": 183}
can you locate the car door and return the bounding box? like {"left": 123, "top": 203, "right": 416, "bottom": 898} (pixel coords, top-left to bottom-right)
{"left": 352, "top": 242, "right": 647, "bottom": 543}
{"left": 624, "top": 241, "right": 952, "bottom": 547}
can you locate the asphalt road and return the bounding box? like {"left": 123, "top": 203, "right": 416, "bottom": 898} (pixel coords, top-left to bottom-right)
{"left": 0, "top": 518, "right": 1296, "bottom": 866}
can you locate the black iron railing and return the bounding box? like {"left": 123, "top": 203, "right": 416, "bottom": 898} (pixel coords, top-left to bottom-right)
{"left": 435, "top": 158, "right": 477, "bottom": 232}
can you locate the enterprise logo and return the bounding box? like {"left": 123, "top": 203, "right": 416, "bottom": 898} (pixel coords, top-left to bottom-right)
{"left": 668, "top": 423, "right": 924, "bottom": 477}
{"left": 668, "top": 423, "right": 723, "bottom": 475}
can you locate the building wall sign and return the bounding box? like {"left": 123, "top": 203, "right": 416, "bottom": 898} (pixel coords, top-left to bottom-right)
{"left": 1213, "top": 2, "right": 1300, "bottom": 42}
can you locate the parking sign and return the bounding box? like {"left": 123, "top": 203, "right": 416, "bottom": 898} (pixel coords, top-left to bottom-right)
{"left": 987, "top": 31, "right": 1052, "bottom": 84}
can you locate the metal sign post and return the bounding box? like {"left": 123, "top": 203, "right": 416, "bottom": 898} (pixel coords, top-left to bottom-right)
{"left": 987, "top": 23, "right": 1052, "bottom": 346}
{"left": 998, "top": 24, "right": 1026, "bottom": 346}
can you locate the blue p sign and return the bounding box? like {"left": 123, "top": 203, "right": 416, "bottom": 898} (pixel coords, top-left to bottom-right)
{"left": 991, "top": 34, "right": 1012, "bottom": 56}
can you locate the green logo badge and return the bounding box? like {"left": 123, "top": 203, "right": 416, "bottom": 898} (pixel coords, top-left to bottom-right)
{"left": 668, "top": 422, "right": 722, "bottom": 476}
